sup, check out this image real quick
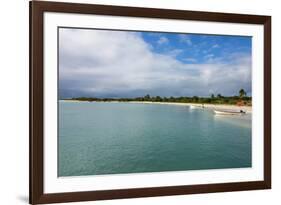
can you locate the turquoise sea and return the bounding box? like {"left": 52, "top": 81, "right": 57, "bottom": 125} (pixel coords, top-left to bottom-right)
{"left": 58, "top": 101, "right": 252, "bottom": 177}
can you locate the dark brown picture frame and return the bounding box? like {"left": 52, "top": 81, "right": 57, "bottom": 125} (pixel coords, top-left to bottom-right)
{"left": 30, "top": 1, "right": 271, "bottom": 204}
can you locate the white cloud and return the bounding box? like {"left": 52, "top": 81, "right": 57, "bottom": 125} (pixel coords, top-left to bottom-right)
{"left": 204, "top": 54, "right": 215, "bottom": 59}
{"left": 183, "top": 58, "right": 197, "bottom": 63}
{"left": 166, "top": 49, "right": 183, "bottom": 57}
{"left": 179, "top": 34, "right": 192, "bottom": 45}
{"left": 157, "top": 36, "right": 169, "bottom": 45}
{"left": 59, "top": 29, "right": 251, "bottom": 98}
{"left": 212, "top": 44, "right": 220, "bottom": 48}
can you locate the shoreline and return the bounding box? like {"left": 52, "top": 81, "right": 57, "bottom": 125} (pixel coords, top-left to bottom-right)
{"left": 60, "top": 100, "right": 252, "bottom": 113}
{"left": 127, "top": 101, "right": 252, "bottom": 113}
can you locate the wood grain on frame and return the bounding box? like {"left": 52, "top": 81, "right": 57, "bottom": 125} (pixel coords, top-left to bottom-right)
{"left": 30, "top": 1, "right": 271, "bottom": 204}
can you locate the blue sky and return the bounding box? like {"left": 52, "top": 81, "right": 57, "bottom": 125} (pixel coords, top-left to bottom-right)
{"left": 141, "top": 32, "right": 251, "bottom": 64}
{"left": 59, "top": 28, "right": 252, "bottom": 98}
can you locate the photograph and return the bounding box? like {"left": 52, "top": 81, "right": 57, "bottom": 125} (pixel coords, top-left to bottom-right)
{"left": 58, "top": 28, "right": 252, "bottom": 177}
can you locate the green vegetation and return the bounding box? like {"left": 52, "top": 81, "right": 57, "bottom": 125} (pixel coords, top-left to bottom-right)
{"left": 239, "top": 89, "right": 247, "bottom": 98}
{"left": 65, "top": 89, "right": 251, "bottom": 106}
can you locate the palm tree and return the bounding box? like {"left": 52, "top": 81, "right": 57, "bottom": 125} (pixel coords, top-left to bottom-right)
{"left": 239, "top": 89, "right": 246, "bottom": 98}
{"left": 144, "top": 94, "right": 150, "bottom": 101}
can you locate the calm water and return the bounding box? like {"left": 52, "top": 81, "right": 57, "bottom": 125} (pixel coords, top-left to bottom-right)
{"left": 58, "top": 101, "right": 252, "bottom": 177}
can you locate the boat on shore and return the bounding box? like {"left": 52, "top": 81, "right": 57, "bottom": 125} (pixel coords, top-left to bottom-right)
{"left": 190, "top": 104, "right": 205, "bottom": 109}
{"left": 190, "top": 105, "right": 198, "bottom": 109}
{"left": 214, "top": 109, "right": 246, "bottom": 115}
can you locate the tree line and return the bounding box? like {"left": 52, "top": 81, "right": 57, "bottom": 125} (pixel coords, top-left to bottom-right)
{"left": 67, "top": 89, "right": 251, "bottom": 106}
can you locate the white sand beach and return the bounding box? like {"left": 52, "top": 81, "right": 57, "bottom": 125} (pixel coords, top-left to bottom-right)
{"left": 127, "top": 101, "right": 252, "bottom": 113}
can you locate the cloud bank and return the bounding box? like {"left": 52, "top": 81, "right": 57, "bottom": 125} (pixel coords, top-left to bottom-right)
{"left": 59, "top": 28, "right": 251, "bottom": 98}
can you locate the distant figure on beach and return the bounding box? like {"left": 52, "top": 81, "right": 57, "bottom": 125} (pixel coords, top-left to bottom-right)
{"left": 202, "top": 104, "right": 205, "bottom": 108}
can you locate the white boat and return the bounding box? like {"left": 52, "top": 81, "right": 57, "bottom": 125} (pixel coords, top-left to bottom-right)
{"left": 190, "top": 105, "right": 203, "bottom": 109}
{"left": 214, "top": 109, "right": 246, "bottom": 115}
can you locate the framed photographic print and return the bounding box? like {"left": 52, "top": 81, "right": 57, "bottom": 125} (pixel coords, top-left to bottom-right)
{"left": 30, "top": 1, "right": 271, "bottom": 204}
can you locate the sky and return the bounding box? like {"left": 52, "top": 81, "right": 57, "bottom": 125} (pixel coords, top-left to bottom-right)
{"left": 59, "top": 28, "right": 252, "bottom": 98}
